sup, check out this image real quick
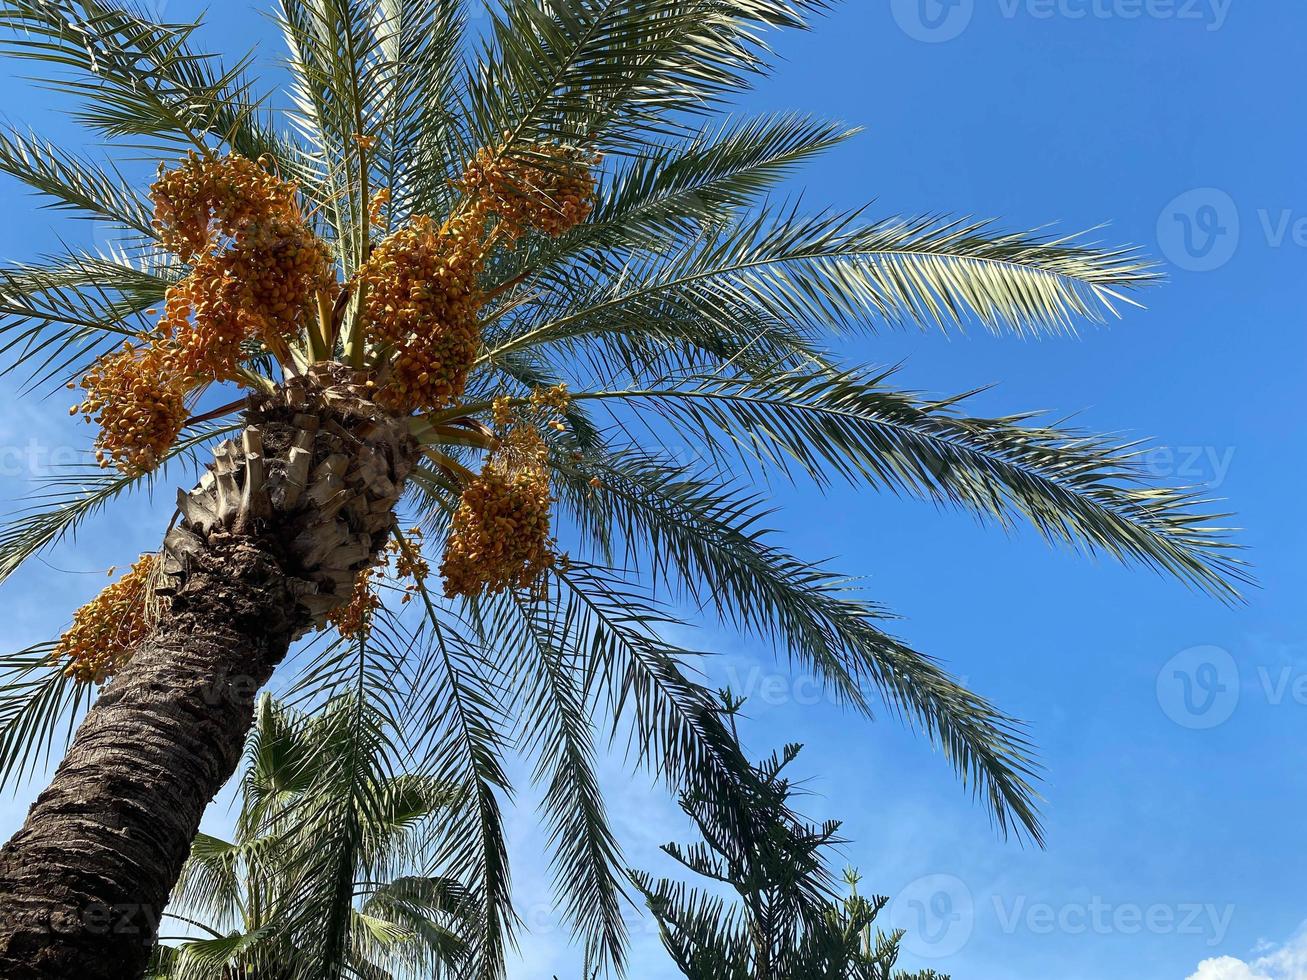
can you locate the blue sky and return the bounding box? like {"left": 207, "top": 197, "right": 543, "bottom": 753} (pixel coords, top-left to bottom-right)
{"left": 1, "top": 2, "right": 1304, "bottom": 979}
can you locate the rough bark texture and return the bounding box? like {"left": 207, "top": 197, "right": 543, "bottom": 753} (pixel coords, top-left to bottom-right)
{"left": 0, "top": 364, "right": 417, "bottom": 980}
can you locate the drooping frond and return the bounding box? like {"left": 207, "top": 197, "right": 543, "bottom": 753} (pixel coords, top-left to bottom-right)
{"left": 0, "top": 644, "right": 94, "bottom": 789}
{"left": 0, "top": 252, "right": 176, "bottom": 391}
{"left": 551, "top": 449, "right": 1045, "bottom": 840}
{"left": 402, "top": 585, "right": 515, "bottom": 980}
{"left": 0, "top": 425, "right": 237, "bottom": 587}
{"left": 541, "top": 563, "right": 754, "bottom": 796}
{"left": 491, "top": 590, "right": 630, "bottom": 971}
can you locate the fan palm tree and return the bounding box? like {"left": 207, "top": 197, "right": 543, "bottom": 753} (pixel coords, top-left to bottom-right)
{"left": 0, "top": 1, "right": 1242, "bottom": 978}
{"left": 147, "top": 694, "right": 469, "bottom": 979}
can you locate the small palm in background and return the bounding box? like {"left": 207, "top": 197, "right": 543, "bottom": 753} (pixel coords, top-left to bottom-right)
{"left": 633, "top": 708, "right": 947, "bottom": 980}
{"left": 148, "top": 695, "right": 470, "bottom": 979}
{"left": 0, "top": 0, "right": 1243, "bottom": 976}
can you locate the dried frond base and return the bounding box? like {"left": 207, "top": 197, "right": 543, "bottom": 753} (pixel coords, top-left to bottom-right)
{"left": 160, "top": 363, "right": 419, "bottom": 635}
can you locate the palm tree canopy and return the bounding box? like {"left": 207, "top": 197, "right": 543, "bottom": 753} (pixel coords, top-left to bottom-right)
{"left": 0, "top": 0, "right": 1244, "bottom": 975}
{"left": 149, "top": 694, "right": 470, "bottom": 980}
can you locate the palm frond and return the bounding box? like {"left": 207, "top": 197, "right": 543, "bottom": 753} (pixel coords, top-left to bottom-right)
{"left": 544, "top": 563, "right": 754, "bottom": 798}
{"left": 0, "top": 424, "right": 238, "bottom": 586}
{"left": 371, "top": 0, "right": 467, "bottom": 223}
{"left": 0, "top": 128, "right": 155, "bottom": 234}
{"left": 0, "top": 643, "right": 94, "bottom": 789}
{"left": 495, "top": 591, "right": 630, "bottom": 971}
{"left": 562, "top": 368, "right": 1245, "bottom": 599}
{"left": 554, "top": 450, "right": 1045, "bottom": 840}
{"left": 275, "top": 0, "right": 386, "bottom": 272}
{"left": 483, "top": 112, "right": 858, "bottom": 298}
{"left": 402, "top": 582, "right": 514, "bottom": 980}
{"left": 362, "top": 875, "right": 471, "bottom": 968}
{"left": 465, "top": 0, "right": 831, "bottom": 158}
{"left": 159, "top": 927, "right": 273, "bottom": 980}
{"left": 0, "top": 0, "right": 274, "bottom": 157}
{"left": 169, "top": 832, "right": 253, "bottom": 935}
{"left": 0, "top": 251, "right": 175, "bottom": 391}
{"left": 479, "top": 298, "right": 830, "bottom": 404}
{"left": 491, "top": 209, "right": 1161, "bottom": 365}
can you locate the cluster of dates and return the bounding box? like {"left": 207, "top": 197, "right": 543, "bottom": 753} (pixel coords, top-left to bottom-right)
{"left": 74, "top": 154, "right": 333, "bottom": 475}
{"left": 53, "top": 554, "right": 157, "bottom": 683}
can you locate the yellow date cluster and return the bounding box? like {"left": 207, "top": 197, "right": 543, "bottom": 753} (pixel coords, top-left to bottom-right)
{"left": 75, "top": 154, "right": 332, "bottom": 474}
{"left": 54, "top": 554, "right": 157, "bottom": 684}
{"left": 441, "top": 423, "right": 555, "bottom": 599}
{"left": 359, "top": 215, "right": 486, "bottom": 414}
{"left": 152, "top": 154, "right": 335, "bottom": 379}
{"left": 458, "top": 142, "right": 601, "bottom": 241}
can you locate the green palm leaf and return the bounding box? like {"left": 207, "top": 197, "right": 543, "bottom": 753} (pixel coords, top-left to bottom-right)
{"left": 0, "top": 644, "right": 95, "bottom": 789}
{"left": 0, "top": 0, "right": 271, "bottom": 156}
{"left": 553, "top": 449, "right": 1045, "bottom": 839}
{"left": 0, "top": 128, "right": 155, "bottom": 234}
{"left": 557, "top": 369, "right": 1243, "bottom": 599}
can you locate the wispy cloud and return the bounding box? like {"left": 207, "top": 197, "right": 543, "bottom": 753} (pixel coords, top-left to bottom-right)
{"left": 1189, "top": 922, "right": 1307, "bottom": 980}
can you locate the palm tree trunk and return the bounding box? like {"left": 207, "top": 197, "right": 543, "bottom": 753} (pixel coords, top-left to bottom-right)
{"left": 0, "top": 364, "right": 416, "bottom": 980}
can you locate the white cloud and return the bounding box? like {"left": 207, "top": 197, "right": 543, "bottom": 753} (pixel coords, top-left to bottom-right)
{"left": 1189, "top": 924, "right": 1307, "bottom": 980}
{"left": 1255, "top": 926, "right": 1307, "bottom": 979}
{"left": 1187, "top": 957, "right": 1272, "bottom": 980}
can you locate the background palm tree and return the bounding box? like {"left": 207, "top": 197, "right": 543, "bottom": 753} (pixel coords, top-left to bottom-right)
{"left": 0, "top": 1, "right": 1242, "bottom": 978}
{"left": 147, "top": 695, "right": 469, "bottom": 980}
{"left": 633, "top": 724, "right": 947, "bottom": 980}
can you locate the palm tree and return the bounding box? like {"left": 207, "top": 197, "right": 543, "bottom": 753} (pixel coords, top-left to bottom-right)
{"left": 0, "top": 1, "right": 1242, "bottom": 978}
{"left": 147, "top": 695, "right": 469, "bottom": 980}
